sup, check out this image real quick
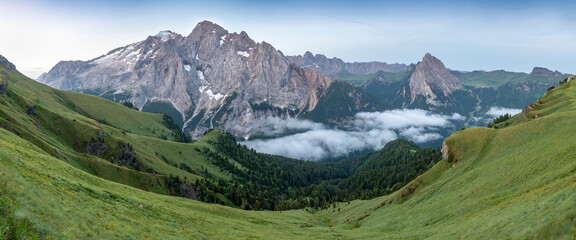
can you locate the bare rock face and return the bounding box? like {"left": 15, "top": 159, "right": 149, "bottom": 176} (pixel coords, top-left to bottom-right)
{"left": 287, "top": 64, "right": 333, "bottom": 112}
{"left": 0, "top": 55, "right": 16, "bottom": 70}
{"left": 287, "top": 51, "right": 345, "bottom": 76}
{"left": 0, "top": 75, "right": 6, "bottom": 94}
{"left": 530, "top": 67, "right": 564, "bottom": 78}
{"left": 396, "top": 53, "right": 461, "bottom": 108}
{"left": 0, "top": 54, "right": 13, "bottom": 94}
{"left": 441, "top": 140, "right": 450, "bottom": 161}
{"left": 287, "top": 51, "right": 407, "bottom": 78}
{"left": 518, "top": 105, "right": 534, "bottom": 122}
{"left": 38, "top": 21, "right": 333, "bottom": 138}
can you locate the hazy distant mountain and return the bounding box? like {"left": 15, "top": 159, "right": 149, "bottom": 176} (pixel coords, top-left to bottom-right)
{"left": 287, "top": 51, "right": 407, "bottom": 78}
{"left": 529, "top": 67, "right": 565, "bottom": 78}
{"left": 358, "top": 53, "right": 570, "bottom": 122}
{"left": 38, "top": 21, "right": 384, "bottom": 138}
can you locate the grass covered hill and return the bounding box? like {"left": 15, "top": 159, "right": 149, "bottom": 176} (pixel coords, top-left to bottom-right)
{"left": 0, "top": 57, "right": 445, "bottom": 213}
{"left": 0, "top": 61, "right": 230, "bottom": 196}
{"left": 1, "top": 55, "right": 575, "bottom": 238}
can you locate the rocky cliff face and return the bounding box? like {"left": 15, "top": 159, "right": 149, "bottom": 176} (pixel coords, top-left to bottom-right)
{"left": 287, "top": 51, "right": 406, "bottom": 77}
{"left": 38, "top": 21, "right": 334, "bottom": 138}
{"left": 0, "top": 74, "right": 6, "bottom": 94}
{"left": 0, "top": 54, "right": 16, "bottom": 70}
{"left": 0, "top": 54, "right": 14, "bottom": 94}
{"left": 530, "top": 67, "right": 564, "bottom": 78}
{"left": 396, "top": 53, "right": 461, "bottom": 108}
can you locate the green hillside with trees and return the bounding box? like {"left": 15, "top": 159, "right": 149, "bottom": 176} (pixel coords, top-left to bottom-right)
{"left": 1, "top": 58, "right": 575, "bottom": 239}
{"left": 0, "top": 59, "right": 440, "bottom": 212}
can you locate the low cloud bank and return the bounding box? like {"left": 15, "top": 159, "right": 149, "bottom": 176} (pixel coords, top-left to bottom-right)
{"left": 470, "top": 107, "right": 524, "bottom": 127}
{"left": 241, "top": 109, "right": 464, "bottom": 161}
{"left": 486, "top": 107, "right": 523, "bottom": 118}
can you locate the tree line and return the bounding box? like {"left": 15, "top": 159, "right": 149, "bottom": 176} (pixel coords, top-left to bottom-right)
{"left": 177, "top": 131, "right": 441, "bottom": 211}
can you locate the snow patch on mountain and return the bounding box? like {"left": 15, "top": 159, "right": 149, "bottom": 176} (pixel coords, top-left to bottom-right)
{"left": 199, "top": 85, "right": 224, "bottom": 101}
{"left": 237, "top": 51, "right": 250, "bottom": 58}
{"left": 220, "top": 35, "right": 227, "bottom": 45}
{"left": 156, "top": 31, "right": 173, "bottom": 42}
{"left": 206, "top": 89, "right": 225, "bottom": 101}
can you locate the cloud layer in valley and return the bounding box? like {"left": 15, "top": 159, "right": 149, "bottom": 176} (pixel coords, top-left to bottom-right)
{"left": 485, "top": 107, "right": 523, "bottom": 118}
{"left": 470, "top": 107, "right": 523, "bottom": 127}
{"left": 242, "top": 109, "right": 464, "bottom": 161}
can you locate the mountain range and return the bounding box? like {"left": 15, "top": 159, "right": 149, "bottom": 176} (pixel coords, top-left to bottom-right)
{"left": 286, "top": 51, "right": 407, "bottom": 77}
{"left": 2, "top": 51, "right": 576, "bottom": 238}
{"left": 38, "top": 21, "right": 570, "bottom": 143}
{"left": 37, "top": 21, "right": 386, "bottom": 139}
{"left": 293, "top": 52, "right": 571, "bottom": 119}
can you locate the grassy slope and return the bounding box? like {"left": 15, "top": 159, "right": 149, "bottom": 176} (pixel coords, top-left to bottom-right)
{"left": 319, "top": 81, "right": 576, "bottom": 239}
{"left": 334, "top": 72, "right": 378, "bottom": 87}
{"left": 0, "top": 66, "right": 232, "bottom": 193}
{"left": 0, "top": 128, "right": 341, "bottom": 239}
{"left": 451, "top": 70, "right": 530, "bottom": 88}
{"left": 60, "top": 91, "right": 172, "bottom": 139}
{"left": 2, "top": 63, "right": 576, "bottom": 238}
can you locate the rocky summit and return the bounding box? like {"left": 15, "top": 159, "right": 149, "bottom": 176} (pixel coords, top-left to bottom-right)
{"left": 395, "top": 53, "right": 461, "bottom": 108}
{"left": 0, "top": 54, "right": 16, "bottom": 70}
{"left": 529, "top": 67, "right": 565, "bottom": 77}
{"left": 287, "top": 51, "right": 407, "bottom": 78}
{"left": 37, "top": 21, "right": 336, "bottom": 138}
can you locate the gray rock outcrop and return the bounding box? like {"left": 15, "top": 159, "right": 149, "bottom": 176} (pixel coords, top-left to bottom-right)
{"left": 0, "top": 74, "right": 6, "bottom": 94}
{"left": 287, "top": 51, "right": 407, "bottom": 78}
{"left": 0, "top": 54, "right": 14, "bottom": 94}
{"left": 0, "top": 55, "right": 16, "bottom": 70}
{"left": 530, "top": 67, "right": 564, "bottom": 78}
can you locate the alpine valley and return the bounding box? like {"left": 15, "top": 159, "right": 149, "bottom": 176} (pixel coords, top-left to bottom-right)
{"left": 37, "top": 21, "right": 387, "bottom": 139}
{"left": 2, "top": 19, "right": 575, "bottom": 239}
{"left": 291, "top": 52, "right": 570, "bottom": 120}
{"left": 38, "top": 21, "right": 569, "bottom": 143}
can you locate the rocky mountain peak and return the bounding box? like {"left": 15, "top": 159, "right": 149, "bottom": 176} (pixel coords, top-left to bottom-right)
{"left": 0, "top": 54, "right": 16, "bottom": 70}
{"left": 155, "top": 30, "right": 179, "bottom": 42}
{"left": 419, "top": 52, "right": 445, "bottom": 70}
{"left": 195, "top": 20, "right": 226, "bottom": 33}
{"left": 37, "top": 21, "right": 340, "bottom": 139}
{"left": 423, "top": 52, "right": 433, "bottom": 60}
{"left": 530, "top": 67, "right": 564, "bottom": 77}
{"left": 407, "top": 53, "right": 461, "bottom": 107}
{"left": 186, "top": 21, "right": 228, "bottom": 45}
{"left": 303, "top": 51, "right": 314, "bottom": 60}
{"left": 287, "top": 51, "right": 406, "bottom": 77}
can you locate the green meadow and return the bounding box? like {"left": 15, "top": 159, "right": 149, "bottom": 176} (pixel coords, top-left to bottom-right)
{"left": 1, "top": 63, "right": 575, "bottom": 239}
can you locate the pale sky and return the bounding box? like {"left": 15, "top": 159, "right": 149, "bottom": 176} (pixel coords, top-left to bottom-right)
{"left": 1, "top": 0, "right": 575, "bottom": 79}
